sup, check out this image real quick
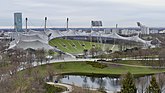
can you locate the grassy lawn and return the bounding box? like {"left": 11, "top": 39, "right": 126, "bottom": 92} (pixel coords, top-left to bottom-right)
{"left": 113, "top": 60, "right": 161, "bottom": 66}
{"left": 112, "top": 60, "right": 147, "bottom": 66}
{"left": 25, "top": 61, "right": 165, "bottom": 77}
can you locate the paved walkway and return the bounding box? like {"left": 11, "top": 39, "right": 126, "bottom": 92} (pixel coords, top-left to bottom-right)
{"left": 18, "top": 57, "right": 159, "bottom": 73}
{"left": 46, "top": 82, "right": 117, "bottom": 93}
{"left": 31, "top": 58, "right": 99, "bottom": 67}
{"left": 46, "top": 82, "right": 72, "bottom": 93}
{"left": 101, "top": 61, "right": 152, "bottom": 68}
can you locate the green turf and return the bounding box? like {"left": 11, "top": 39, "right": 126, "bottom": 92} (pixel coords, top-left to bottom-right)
{"left": 49, "top": 38, "right": 119, "bottom": 54}
{"left": 27, "top": 62, "right": 165, "bottom": 77}
{"left": 113, "top": 60, "right": 162, "bottom": 67}
{"left": 114, "top": 60, "right": 146, "bottom": 66}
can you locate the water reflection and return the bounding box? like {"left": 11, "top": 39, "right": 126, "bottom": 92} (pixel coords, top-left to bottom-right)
{"left": 58, "top": 75, "right": 120, "bottom": 91}
{"left": 135, "top": 76, "right": 151, "bottom": 93}
{"left": 82, "top": 77, "right": 89, "bottom": 88}
{"left": 51, "top": 73, "right": 165, "bottom": 92}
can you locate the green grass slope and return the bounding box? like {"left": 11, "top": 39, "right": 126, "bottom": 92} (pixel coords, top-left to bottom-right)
{"left": 24, "top": 62, "right": 165, "bottom": 77}
{"left": 49, "top": 38, "right": 119, "bottom": 54}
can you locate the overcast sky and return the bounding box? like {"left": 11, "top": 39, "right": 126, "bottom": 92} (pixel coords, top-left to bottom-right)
{"left": 1, "top": 0, "right": 165, "bottom": 28}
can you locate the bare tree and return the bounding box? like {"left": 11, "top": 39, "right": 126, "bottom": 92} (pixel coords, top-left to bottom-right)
{"left": 46, "top": 65, "right": 55, "bottom": 82}
{"left": 30, "top": 68, "right": 46, "bottom": 93}
{"left": 0, "top": 78, "right": 16, "bottom": 93}
{"left": 47, "top": 49, "right": 55, "bottom": 63}
{"left": 158, "top": 49, "right": 165, "bottom": 67}
{"left": 89, "top": 47, "right": 102, "bottom": 58}
{"left": 83, "top": 49, "right": 88, "bottom": 58}
{"left": 35, "top": 48, "right": 46, "bottom": 65}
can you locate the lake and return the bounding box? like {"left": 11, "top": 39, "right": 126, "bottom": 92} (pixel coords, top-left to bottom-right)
{"left": 49, "top": 73, "right": 165, "bottom": 93}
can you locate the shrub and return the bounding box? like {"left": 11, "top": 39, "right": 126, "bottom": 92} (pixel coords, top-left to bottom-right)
{"left": 86, "top": 61, "right": 107, "bottom": 69}
{"left": 44, "top": 83, "right": 66, "bottom": 93}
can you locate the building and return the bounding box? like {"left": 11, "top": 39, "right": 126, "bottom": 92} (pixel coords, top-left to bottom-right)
{"left": 104, "top": 28, "right": 112, "bottom": 34}
{"left": 121, "top": 29, "right": 138, "bottom": 35}
{"left": 140, "top": 25, "right": 149, "bottom": 35}
{"left": 112, "top": 28, "right": 120, "bottom": 34}
{"left": 137, "top": 22, "right": 150, "bottom": 35}
{"left": 14, "top": 13, "right": 22, "bottom": 32}
{"left": 150, "top": 29, "right": 159, "bottom": 34}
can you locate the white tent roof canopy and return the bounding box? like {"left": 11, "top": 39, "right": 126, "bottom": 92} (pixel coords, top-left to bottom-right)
{"left": 49, "top": 30, "right": 152, "bottom": 47}
{"left": 9, "top": 40, "right": 54, "bottom": 50}
{"left": 9, "top": 30, "right": 54, "bottom": 50}
{"left": 9, "top": 29, "right": 153, "bottom": 50}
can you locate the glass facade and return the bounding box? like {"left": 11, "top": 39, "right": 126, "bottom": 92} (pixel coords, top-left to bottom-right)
{"left": 14, "top": 13, "right": 22, "bottom": 32}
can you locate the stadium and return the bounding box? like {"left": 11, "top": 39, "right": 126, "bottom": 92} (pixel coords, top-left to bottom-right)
{"left": 7, "top": 17, "right": 157, "bottom": 57}
{"left": 8, "top": 28, "right": 153, "bottom": 55}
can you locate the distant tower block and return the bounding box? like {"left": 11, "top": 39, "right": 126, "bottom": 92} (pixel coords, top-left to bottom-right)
{"left": 14, "top": 13, "right": 22, "bottom": 32}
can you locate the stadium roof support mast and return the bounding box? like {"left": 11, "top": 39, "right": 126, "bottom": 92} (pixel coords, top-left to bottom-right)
{"left": 44, "top": 17, "right": 47, "bottom": 31}
{"left": 111, "top": 24, "right": 117, "bottom": 51}
{"left": 66, "top": 18, "right": 69, "bottom": 31}
{"left": 25, "top": 18, "right": 28, "bottom": 33}
{"left": 116, "top": 24, "right": 118, "bottom": 29}
{"left": 90, "top": 21, "right": 93, "bottom": 45}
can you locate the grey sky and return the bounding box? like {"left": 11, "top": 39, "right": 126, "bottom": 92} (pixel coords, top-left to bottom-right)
{"left": 1, "top": 0, "right": 165, "bottom": 28}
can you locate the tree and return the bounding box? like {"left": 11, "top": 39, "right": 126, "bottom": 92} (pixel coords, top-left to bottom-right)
{"left": 48, "top": 49, "right": 55, "bottom": 63}
{"left": 46, "top": 65, "right": 55, "bottom": 82}
{"left": 0, "top": 78, "right": 16, "bottom": 93}
{"left": 89, "top": 47, "right": 102, "bottom": 58}
{"left": 145, "top": 76, "right": 161, "bottom": 93}
{"left": 83, "top": 49, "right": 88, "bottom": 58}
{"left": 89, "top": 48, "right": 96, "bottom": 58}
{"left": 35, "top": 48, "right": 46, "bottom": 65}
{"left": 121, "top": 72, "right": 137, "bottom": 93}
{"left": 158, "top": 49, "right": 165, "bottom": 67}
{"left": 9, "top": 48, "right": 25, "bottom": 75}
{"left": 13, "top": 74, "right": 28, "bottom": 93}
{"left": 26, "top": 48, "right": 35, "bottom": 64}
{"left": 27, "top": 68, "right": 46, "bottom": 93}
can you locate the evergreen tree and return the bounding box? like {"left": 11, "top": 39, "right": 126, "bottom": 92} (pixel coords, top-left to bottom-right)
{"left": 121, "top": 72, "right": 137, "bottom": 93}
{"left": 145, "top": 76, "right": 161, "bottom": 93}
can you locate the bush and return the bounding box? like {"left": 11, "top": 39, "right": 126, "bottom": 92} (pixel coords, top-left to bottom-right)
{"left": 44, "top": 83, "right": 66, "bottom": 93}
{"left": 86, "top": 61, "right": 107, "bottom": 69}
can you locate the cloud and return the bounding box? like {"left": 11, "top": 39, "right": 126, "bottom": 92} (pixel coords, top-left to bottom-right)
{"left": 0, "top": 0, "right": 165, "bottom": 27}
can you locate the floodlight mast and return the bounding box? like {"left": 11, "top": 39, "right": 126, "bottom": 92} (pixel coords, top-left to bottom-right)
{"left": 91, "top": 21, "right": 93, "bottom": 32}
{"left": 137, "top": 22, "right": 142, "bottom": 27}
{"left": 137, "top": 22, "right": 143, "bottom": 36}
{"left": 14, "top": 21, "right": 18, "bottom": 44}
{"left": 116, "top": 24, "right": 118, "bottom": 29}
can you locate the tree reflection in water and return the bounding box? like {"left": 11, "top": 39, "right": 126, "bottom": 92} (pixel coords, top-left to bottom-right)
{"left": 90, "top": 77, "right": 96, "bottom": 83}
{"left": 96, "top": 78, "right": 106, "bottom": 91}
{"left": 55, "top": 74, "right": 165, "bottom": 92}
{"left": 135, "top": 76, "right": 150, "bottom": 93}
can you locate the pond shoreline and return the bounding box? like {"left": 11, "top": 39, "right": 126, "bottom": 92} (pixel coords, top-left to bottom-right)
{"left": 60, "top": 72, "right": 155, "bottom": 78}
